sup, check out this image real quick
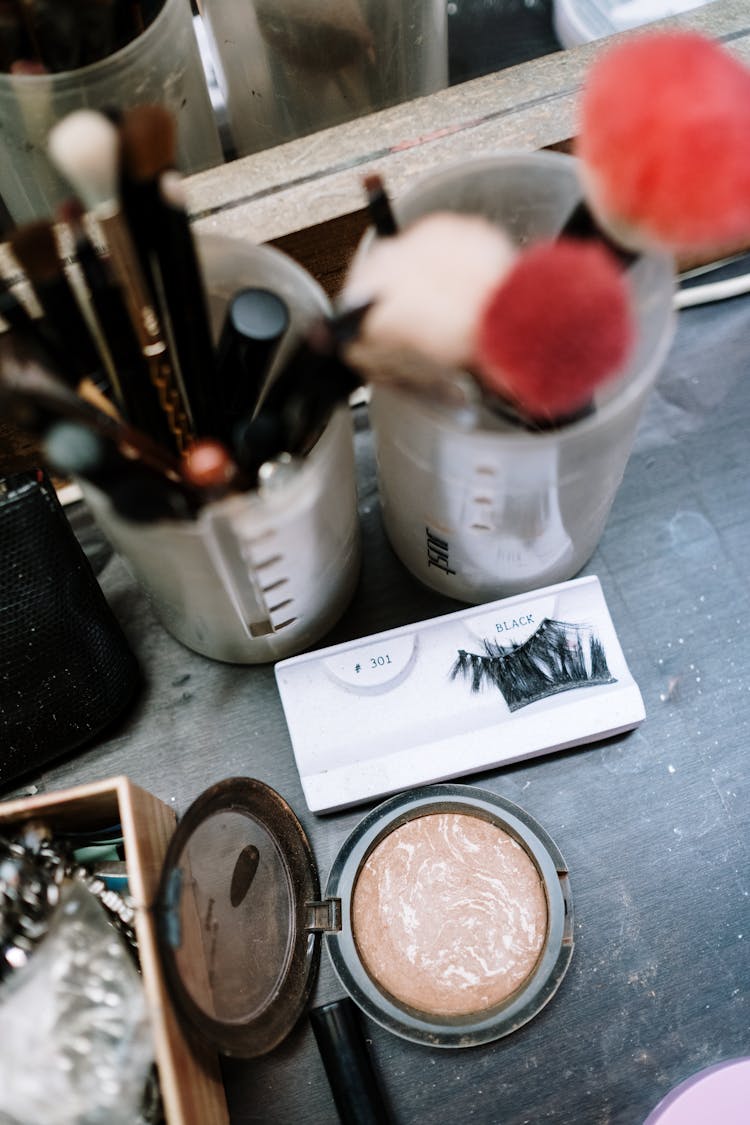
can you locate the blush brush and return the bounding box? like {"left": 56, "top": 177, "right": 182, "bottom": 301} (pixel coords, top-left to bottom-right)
{"left": 47, "top": 108, "right": 193, "bottom": 455}
{"left": 473, "top": 237, "right": 635, "bottom": 428}
{"left": 576, "top": 30, "right": 750, "bottom": 256}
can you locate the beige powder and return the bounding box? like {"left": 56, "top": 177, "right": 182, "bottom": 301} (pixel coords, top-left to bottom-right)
{"left": 351, "top": 812, "right": 547, "bottom": 1017}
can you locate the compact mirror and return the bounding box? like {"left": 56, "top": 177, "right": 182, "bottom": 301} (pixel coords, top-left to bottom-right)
{"left": 155, "top": 778, "right": 320, "bottom": 1057}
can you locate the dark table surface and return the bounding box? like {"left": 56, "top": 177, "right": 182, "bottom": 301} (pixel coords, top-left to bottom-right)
{"left": 7, "top": 278, "right": 749, "bottom": 1124}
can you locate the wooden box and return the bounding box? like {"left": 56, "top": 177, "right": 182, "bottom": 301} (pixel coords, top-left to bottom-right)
{"left": 0, "top": 775, "right": 229, "bottom": 1125}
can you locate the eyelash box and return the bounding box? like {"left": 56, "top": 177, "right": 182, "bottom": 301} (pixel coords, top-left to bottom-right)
{"left": 275, "top": 575, "right": 645, "bottom": 813}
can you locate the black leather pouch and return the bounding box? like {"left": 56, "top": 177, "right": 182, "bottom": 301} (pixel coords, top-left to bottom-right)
{"left": 0, "top": 470, "right": 140, "bottom": 788}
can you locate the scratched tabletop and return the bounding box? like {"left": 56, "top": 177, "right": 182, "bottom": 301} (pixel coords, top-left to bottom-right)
{"left": 6, "top": 275, "right": 748, "bottom": 1125}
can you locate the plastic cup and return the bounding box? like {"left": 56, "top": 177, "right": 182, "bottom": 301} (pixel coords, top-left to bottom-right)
{"left": 0, "top": 0, "right": 222, "bottom": 224}
{"left": 366, "top": 150, "right": 676, "bottom": 603}
{"left": 199, "top": 0, "right": 448, "bottom": 156}
{"left": 82, "top": 234, "right": 361, "bottom": 664}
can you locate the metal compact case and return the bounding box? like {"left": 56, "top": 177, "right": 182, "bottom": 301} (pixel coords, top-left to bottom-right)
{"left": 155, "top": 779, "right": 574, "bottom": 1055}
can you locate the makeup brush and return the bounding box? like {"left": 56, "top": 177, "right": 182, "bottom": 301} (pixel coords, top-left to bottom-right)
{"left": 8, "top": 219, "right": 108, "bottom": 387}
{"left": 44, "top": 419, "right": 198, "bottom": 523}
{"left": 77, "top": 0, "right": 119, "bottom": 67}
{"left": 341, "top": 210, "right": 517, "bottom": 371}
{"left": 473, "top": 237, "right": 635, "bottom": 426}
{"left": 0, "top": 2, "right": 23, "bottom": 71}
{"left": 363, "top": 172, "right": 397, "bottom": 238}
{"left": 118, "top": 105, "right": 221, "bottom": 437}
{"left": 21, "top": 0, "right": 79, "bottom": 72}
{"left": 58, "top": 198, "right": 176, "bottom": 448}
{"left": 576, "top": 30, "right": 750, "bottom": 255}
{"left": 0, "top": 330, "right": 184, "bottom": 483}
{"left": 47, "top": 108, "right": 193, "bottom": 455}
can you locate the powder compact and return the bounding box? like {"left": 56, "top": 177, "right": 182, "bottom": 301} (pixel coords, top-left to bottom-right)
{"left": 155, "top": 779, "right": 574, "bottom": 1056}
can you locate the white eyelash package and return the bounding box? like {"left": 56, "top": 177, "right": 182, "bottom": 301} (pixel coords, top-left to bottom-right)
{"left": 275, "top": 575, "right": 645, "bottom": 813}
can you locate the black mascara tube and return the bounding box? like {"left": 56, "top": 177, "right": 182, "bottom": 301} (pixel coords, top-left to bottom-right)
{"left": 310, "top": 999, "right": 392, "bottom": 1125}
{"left": 216, "top": 286, "right": 289, "bottom": 440}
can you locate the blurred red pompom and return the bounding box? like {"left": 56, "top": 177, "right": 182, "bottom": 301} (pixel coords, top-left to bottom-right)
{"left": 577, "top": 31, "right": 750, "bottom": 253}
{"left": 474, "top": 238, "right": 634, "bottom": 421}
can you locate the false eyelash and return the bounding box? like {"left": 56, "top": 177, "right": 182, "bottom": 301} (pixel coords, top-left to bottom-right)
{"left": 450, "top": 617, "right": 617, "bottom": 711}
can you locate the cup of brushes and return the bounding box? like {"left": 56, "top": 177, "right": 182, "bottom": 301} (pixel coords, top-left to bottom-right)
{"left": 0, "top": 104, "right": 362, "bottom": 664}
{"left": 0, "top": 0, "right": 221, "bottom": 225}
{"left": 339, "top": 29, "right": 750, "bottom": 604}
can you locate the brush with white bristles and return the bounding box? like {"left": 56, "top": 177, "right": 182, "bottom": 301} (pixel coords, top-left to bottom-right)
{"left": 341, "top": 210, "right": 518, "bottom": 381}
{"left": 47, "top": 108, "right": 193, "bottom": 455}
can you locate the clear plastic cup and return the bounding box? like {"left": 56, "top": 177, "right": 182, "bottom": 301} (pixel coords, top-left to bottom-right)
{"left": 0, "top": 0, "right": 222, "bottom": 224}
{"left": 82, "top": 234, "right": 361, "bottom": 663}
{"left": 199, "top": 0, "right": 448, "bottom": 156}
{"left": 366, "top": 151, "right": 676, "bottom": 603}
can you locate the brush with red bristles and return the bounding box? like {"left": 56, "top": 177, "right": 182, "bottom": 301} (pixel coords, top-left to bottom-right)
{"left": 472, "top": 237, "right": 635, "bottom": 429}
{"left": 576, "top": 30, "right": 750, "bottom": 257}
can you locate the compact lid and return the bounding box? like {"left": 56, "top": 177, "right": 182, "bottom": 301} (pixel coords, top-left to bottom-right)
{"left": 155, "top": 777, "right": 322, "bottom": 1057}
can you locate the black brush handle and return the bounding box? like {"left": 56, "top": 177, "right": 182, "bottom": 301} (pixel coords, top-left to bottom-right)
{"left": 31, "top": 271, "right": 106, "bottom": 385}
{"left": 310, "top": 1000, "right": 392, "bottom": 1125}
{"left": 120, "top": 173, "right": 220, "bottom": 437}
{"left": 74, "top": 231, "right": 176, "bottom": 449}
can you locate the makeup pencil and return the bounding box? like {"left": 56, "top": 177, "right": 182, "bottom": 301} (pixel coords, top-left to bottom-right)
{"left": 47, "top": 109, "right": 193, "bottom": 455}
{"left": 119, "top": 104, "right": 220, "bottom": 436}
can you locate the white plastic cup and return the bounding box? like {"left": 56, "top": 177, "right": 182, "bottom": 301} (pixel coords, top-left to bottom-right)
{"left": 366, "top": 151, "right": 676, "bottom": 603}
{"left": 199, "top": 0, "right": 448, "bottom": 157}
{"left": 83, "top": 234, "right": 361, "bottom": 663}
{"left": 0, "top": 0, "right": 222, "bottom": 224}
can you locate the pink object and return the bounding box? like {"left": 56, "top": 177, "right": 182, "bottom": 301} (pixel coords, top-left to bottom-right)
{"left": 577, "top": 31, "right": 750, "bottom": 254}
{"left": 643, "top": 1058, "right": 750, "bottom": 1125}
{"left": 474, "top": 237, "right": 634, "bottom": 421}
